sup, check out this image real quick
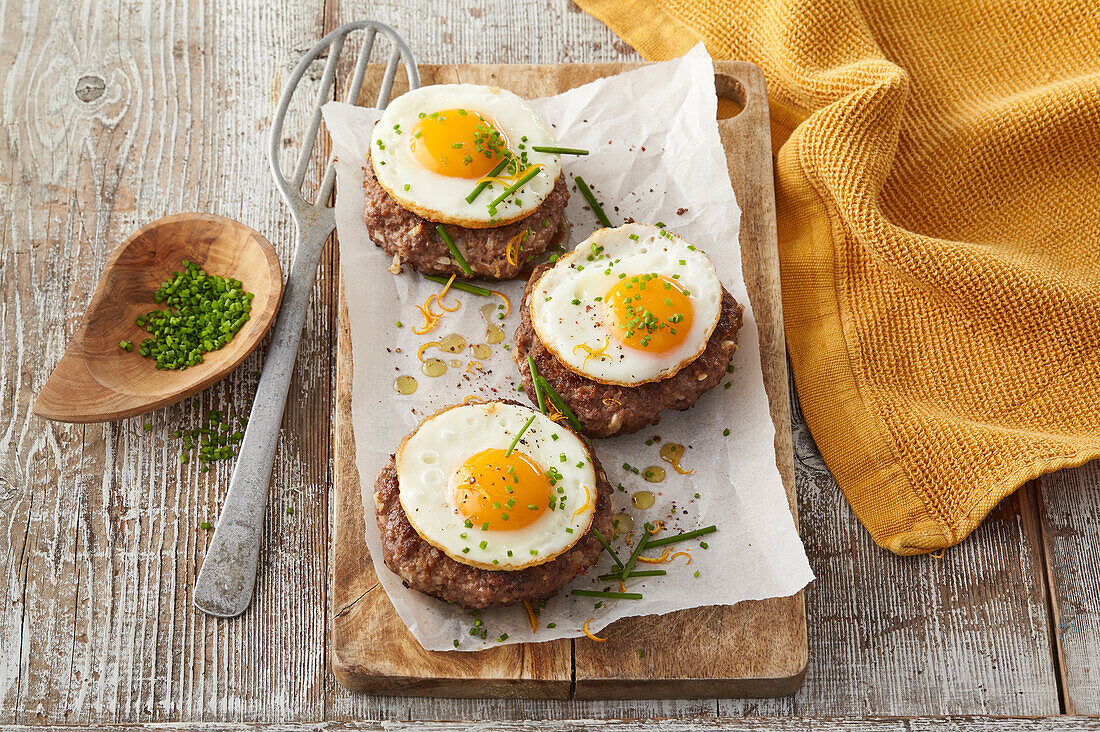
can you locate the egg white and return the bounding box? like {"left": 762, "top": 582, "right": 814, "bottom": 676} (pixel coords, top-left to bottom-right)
{"left": 370, "top": 84, "right": 562, "bottom": 229}
{"left": 395, "top": 401, "right": 597, "bottom": 571}
{"left": 529, "top": 224, "right": 724, "bottom": 386}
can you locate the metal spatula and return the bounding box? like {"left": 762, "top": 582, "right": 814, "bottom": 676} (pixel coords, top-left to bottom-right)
{"left": 194, "top": 21, "right": 419, "bottom": 618}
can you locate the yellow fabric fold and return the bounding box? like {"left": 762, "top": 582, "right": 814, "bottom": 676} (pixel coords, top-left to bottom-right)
{"left": 576, "top": 0, "right": 1100, "bottom": 553}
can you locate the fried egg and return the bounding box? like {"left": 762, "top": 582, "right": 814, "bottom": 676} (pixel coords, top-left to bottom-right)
{"left": 529, "top": 224, "right": 724, "bottom": 385}
{"left": 370, "top": 84, "right": 562, "bottom": 229}
{"left": 395, "top": 401, "right": 597, "bottom": 571}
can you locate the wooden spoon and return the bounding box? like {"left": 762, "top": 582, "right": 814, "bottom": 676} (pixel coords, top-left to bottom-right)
{"left": 34, "top": 213, "right": 283, "bottom": 423}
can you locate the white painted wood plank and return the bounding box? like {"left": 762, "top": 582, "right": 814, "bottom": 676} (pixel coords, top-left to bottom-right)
{"left": 0, "top": 0, "right": 332, "bottom": 723}
{"left": 2, "top": 716, "right": 1100, "bottom": 732}
{"left": 720, "top": 379, "right": 1059, "bottom": 716}
{"left": 1039, "top": 461, "right": 1100, "bottom": 715}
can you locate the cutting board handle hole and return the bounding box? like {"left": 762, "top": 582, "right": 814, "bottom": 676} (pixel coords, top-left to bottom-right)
{"left": 714, "top": 73, "right": 746, "bottom": 120}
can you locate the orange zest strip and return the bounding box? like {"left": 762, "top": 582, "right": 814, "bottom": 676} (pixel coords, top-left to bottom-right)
{"left": 462, "top": 395, "right": 485, "bottom": 404}
{"left": 572, "top": 340, "right": 609, "bottom": 369}
{"left": 505, "top": 230, "right": 528, "bottom": 267}
{"left": 646, "top": 520, "right": 665, "bottom": 535}
{"left": 466, "top": 361, "right": 483, "bottom": 373}
{"left": 417, "top": 341, "right": 442, "bottom": 361}
{"left": 572, "top": 485, "right": 593, "bottom": 519}
{"left": 475, "top": 163, "right": 545, "bottom": 188}
{"left": 413, "top": 302, "right": 441, "bottom": 334}
{"left": 491, "top": 289, "right": 511, "bottom": 316}
{"left": 618, "top": 580, "right": 626, "bottom": 594}
{"left": 636, "top": 547, "right": 692, "bottom": 565}
{"left": 668, "top": 551, "right": 692, "bottom": 565}
{"left": 523, "top": 601, "right": 539, "bottom": 634}
{"left": 582, "top": 618, "right": 607, "bottom": 642}
{"left": 435, "top": 275, "right": 460, "bottom": 312}
{"left": 669, "top": 458, "right": 693, "bottom": 475}
{"left": 601, "top": 397, "right": 621, "bottom": 407}
{"left": 637, "top": 547, "right": 673, "bottom": 564}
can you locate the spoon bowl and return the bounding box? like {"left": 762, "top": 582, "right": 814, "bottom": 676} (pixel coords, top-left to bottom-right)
{"left": 34, "top": 213, "right": 283, "bottom": 423}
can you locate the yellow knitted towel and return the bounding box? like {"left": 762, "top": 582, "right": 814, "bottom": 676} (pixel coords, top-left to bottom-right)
{"left": 576, "top": 0, "right": 1100, "bottom": 554}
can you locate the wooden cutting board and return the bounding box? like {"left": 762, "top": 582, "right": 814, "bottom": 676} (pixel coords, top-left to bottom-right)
{"left": 331, "top": 61, "right": 805, "bottom": 699}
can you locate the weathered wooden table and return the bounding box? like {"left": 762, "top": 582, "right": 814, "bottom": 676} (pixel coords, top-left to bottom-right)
{"left": 3, "top": 0, "right": 1099, "bottom": 729}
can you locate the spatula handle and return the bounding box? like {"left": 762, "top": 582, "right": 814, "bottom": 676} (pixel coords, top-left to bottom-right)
{"left": 193, "top": 224, "right": 331, "bottom": 618}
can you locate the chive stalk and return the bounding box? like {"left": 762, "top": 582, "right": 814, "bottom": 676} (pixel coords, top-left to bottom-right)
{"left": 571, "top": 589, "right": 643, "bottom": 600}
{"left": 527, "top": 354, "right": 546, "bottom": 414}
{"left": 535, "top": 376, "right": 583, "bottom": 431}
{"left": 620, "top": 529, "right": 650, "bottom": 579}
{"left": 436, "top": 225, "right": 472, "bottom": 276}
{"left": 644, "top": 525, "right": 718, "bottom": 549}
{"left": 597, "top": 569, "right": 667, "bottom": 581}
{"left": 505, "top": 415, "right": 537, "bottom": 457}
{"left": 592, "top": 528, "right": 624, "bottom": 570}
{"left": 465, "top": 157, "right": 511, "bottom": 203}
{"left": 574, "top": 176, "right": 611, "bottom": 227}
{"left": 488, "top": 166, "right": 541, "bottom": 209}
{"left": 423, "top": 274, "right": 491, "bottom": 296}
{"left": 530, "top": 146, "right": 589, "bottom": 156}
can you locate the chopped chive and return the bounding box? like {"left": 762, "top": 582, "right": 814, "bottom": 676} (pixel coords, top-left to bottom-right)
{"left": 505, "top": 414, "right": 537, "bottom": 457}
{"left": 530, "top": 146, "right": 589, "bottom": 155}
{"left": 574, "top": 176, "right": 611, "bottom": 227}
{"left": 436, "top": 225, "right": 472, "bottom": 276}
{"left": 592, "top": 528, "right": 625, "bottom": 569}
{"left": 535, "top": 376, "right": 583, "bottom": 431}
{"left": 488, "top": 166, "right": 541, "bottom": 209}
{"left": 571, "top": 589, "right": 642, "bottom": 600}
{"left": 644, "top": 525, "right": 717, "bottom": 549}
{"left": 465, "top": 157, "right": 510, "bottom": 203}
{"left": 527, "top": 355, "right": 546, "bottom": 414}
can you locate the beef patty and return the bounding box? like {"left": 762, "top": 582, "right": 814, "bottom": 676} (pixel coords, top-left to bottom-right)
{"left": 373, "top": 409, "right": 613, "bottom": 609}
{"left": 513, "top": 263, "right": 745, "bottom": 438}
{"left": 362, "top": 154, "right": 569, "bottom": 280}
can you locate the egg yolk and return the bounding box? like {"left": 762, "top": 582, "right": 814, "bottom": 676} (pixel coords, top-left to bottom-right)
{"left": 602, "top": 274, "right": 694, "bottom": 353}
{"left": 410, "top": 108, "right": 506, "bottom": 179}
{"left": 451, "top": 448, "right": 549, "bottom": 530}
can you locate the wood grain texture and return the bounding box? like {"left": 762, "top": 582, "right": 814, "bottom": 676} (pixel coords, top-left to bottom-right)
{"left": 330, "top": 60, "right": 806, "bottom": 700}
{"left": 33, "top": 213, "right": 283, "bottom": 422}
{"left": 4, "top": 718, "right": 1100, "bottom": 732}
{"left": 719, "top": 381, "right": 1059, "bottom": 717}
{"left": 1039, "top": 463, "right": 1100, "bottom": 715}
{"left": 0, "top": 0, "right": 1085, "bottom": 724}
{"left": 0, "top": 0, "right": 331, "bottom": 723}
